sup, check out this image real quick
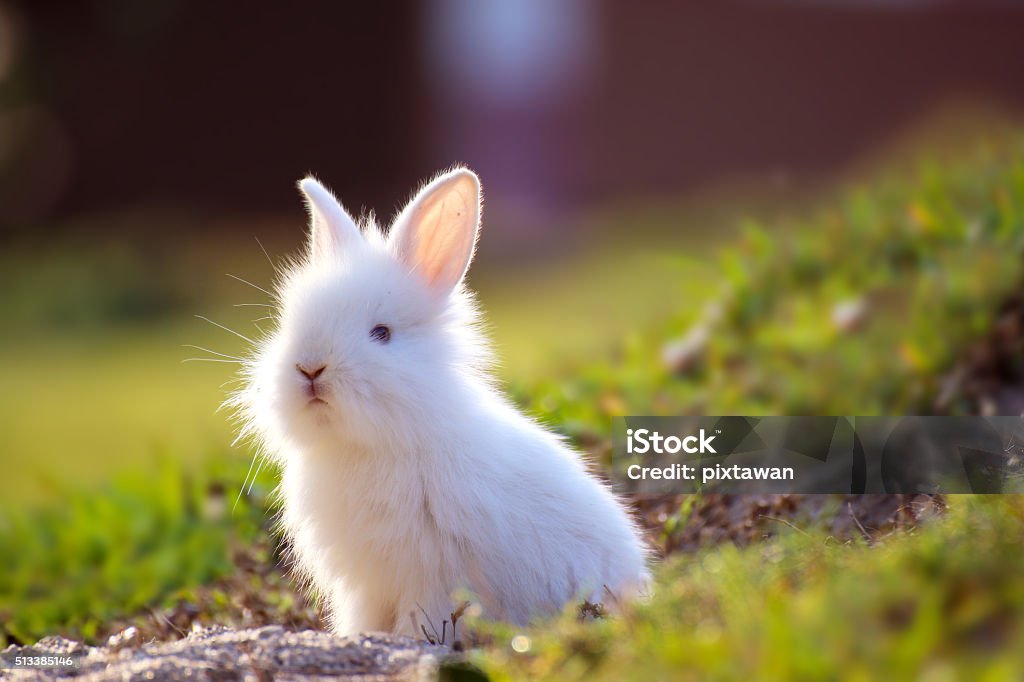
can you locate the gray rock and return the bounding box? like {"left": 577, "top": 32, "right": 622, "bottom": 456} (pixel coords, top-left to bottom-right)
{"left": 2, "top": 626, "right": 447, "bottom": 681}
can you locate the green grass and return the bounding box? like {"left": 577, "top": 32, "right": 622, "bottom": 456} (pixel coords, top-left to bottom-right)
{"left": 0, "top": 458, "right": 273, "bottom": 644}
{"left": 2, "top": 129, "right": 1024, "bottom": 675}
{"left": 517, "top": 134, "right": 1024, "bottom": 445}
{"left": 466, "top": 132, "right": 1024, "bottom": 678}
{"left": 472, "top": 497, "right": 1024, "bottom": 681}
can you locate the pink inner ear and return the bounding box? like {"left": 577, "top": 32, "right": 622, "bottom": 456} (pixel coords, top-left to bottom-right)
{"left": 412, "top": 184, "right": 474, "bottom": 290}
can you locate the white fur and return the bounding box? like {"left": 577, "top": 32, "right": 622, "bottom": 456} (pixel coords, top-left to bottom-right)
{"left": 232, "top": 167, "right": 650, "bottom": 637}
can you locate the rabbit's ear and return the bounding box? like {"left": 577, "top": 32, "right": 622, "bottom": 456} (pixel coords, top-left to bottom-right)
{"left": 389, "top": 167, "right": 481, "bottom": 296}
{"left": 299, "top": 177, "right": 361, "bottom": 261}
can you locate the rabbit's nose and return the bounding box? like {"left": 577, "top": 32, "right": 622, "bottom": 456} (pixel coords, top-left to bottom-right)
{"left": 296, "top": 363, "right": 326, "bottom": 380}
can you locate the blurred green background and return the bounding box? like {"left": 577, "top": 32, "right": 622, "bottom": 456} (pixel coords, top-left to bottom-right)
{"left": 3, "top": 1, "right": 1024, "bottom": 678}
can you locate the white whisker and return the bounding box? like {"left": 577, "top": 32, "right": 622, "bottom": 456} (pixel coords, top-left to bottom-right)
{"left": 183, "top": 358, "right": 243, "bottom": 364}
{"left": 226, "top": 273, "right": 274, "bottom": 298}
{"left": 247, "top": 457, "right": 265, "bottom": 496}
{"left": 255, "top": 237, "right": 275, "bottom": 270}
{"left": 235, "top": 454, "right": 259, "bottom": 513}
{"left": 182, "top": 344, "right": 243, "bottom": 361}
{"left": 195, "top": 315, "right": 256, "bottom": 344}
{"left": 233, "top": 303, "right": 273, "bottom": 308}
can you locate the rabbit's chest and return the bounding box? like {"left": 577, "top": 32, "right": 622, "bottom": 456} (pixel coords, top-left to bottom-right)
{"left": 283, "top": 452, "right": 449, "bottom": 560}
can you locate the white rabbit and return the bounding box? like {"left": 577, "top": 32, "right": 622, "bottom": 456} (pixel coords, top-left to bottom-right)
{"left": 232, "top": 167, "right": 650, "bottom": 638}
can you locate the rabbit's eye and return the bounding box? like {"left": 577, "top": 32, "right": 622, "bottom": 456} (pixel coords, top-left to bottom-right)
{"left": 370, "top": 324, "right": 391, "bottom": 343}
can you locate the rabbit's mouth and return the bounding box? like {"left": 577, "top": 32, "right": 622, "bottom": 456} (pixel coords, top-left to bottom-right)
{"left": 301, "top": 376, "right": 331, "bottom": 406}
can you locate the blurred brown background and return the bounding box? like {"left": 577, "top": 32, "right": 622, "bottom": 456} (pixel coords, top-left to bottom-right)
{"left": 3, "top": 0, "right": 1024, "bottom": 235}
